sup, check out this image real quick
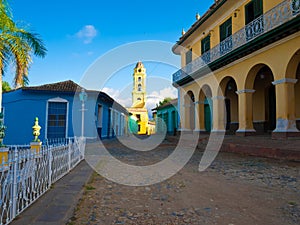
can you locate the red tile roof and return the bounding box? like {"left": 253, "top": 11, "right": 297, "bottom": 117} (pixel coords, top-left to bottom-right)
{"left": 22, "top": 80, "right": 82, "bottom": 92}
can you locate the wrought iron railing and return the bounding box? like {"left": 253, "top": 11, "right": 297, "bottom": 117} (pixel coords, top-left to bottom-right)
{"left": 173, "top": 0, "right": 300, "bottom": 83}
{"left": 0, "top": 137, "right": 85, "bottom": 225}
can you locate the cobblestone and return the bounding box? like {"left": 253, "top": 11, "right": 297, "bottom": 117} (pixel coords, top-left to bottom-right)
{"left": 69, "top": 138, "right": 300, "bottom": 225}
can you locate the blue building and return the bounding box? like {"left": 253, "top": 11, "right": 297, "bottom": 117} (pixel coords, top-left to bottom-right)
{"left": 2, "top": 80, "right": 128, "bottom": 145}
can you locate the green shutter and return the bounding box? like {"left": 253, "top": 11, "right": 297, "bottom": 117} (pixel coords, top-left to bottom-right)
{"left": 220, "top": 18, "right": 232, "bottom": 42}
{"left": 254, "top": 0, "right": 263, "bottom": 18}
{"left": 245, "top": 0, "right": 263, "bottom": 24}
{"left": 185, "top": 49, "right": 192, "bottom": 65}
{"left": 201, "top": 35, "right": 211, "bottom": 54}
{"left": 245, "top": 1, "right": 253, "bottom": 25}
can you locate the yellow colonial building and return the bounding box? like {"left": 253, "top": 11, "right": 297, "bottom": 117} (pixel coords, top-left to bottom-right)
{"left": 127, "top": 62, "right": 152, "bottom": 135}
{"left": 172, "top": 0, "right": 300, "bottom": 138}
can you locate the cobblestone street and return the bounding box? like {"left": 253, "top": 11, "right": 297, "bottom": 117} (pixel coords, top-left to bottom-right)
{"left": 68, "top": 137, "right": 300, "bottom": 225}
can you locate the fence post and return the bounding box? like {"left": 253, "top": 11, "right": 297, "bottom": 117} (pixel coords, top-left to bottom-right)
{"left": 68, "top": 138, "right": 71, "bottom": 171}
{"left": 11, "top": 147, "right": 18, "bottom": 219}
{"left": 80, "top": 137, "right": 85, "bottom": 160}
{"left": 48, "top": 146, "right": 52, "bottom": 187}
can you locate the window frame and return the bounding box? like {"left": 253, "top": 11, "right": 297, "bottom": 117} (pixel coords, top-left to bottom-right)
{"left": 185, "top": 48, "right": 193, "bottom": 65}
{"left": 245, "top": 0, "right": 263, "bottom": 25}
{"left": 201, "top": 35, "right": 211, "bottom": 54}
{"left": 45, "top": 97, "right": 69, "bottom": 139}
{"left": 219, "top": 17, "right": 232, "bottom": 42}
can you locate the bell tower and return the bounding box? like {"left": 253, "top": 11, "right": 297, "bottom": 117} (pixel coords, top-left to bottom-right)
{"left": 132, "top": 61, "right": 146, "bottom": 108}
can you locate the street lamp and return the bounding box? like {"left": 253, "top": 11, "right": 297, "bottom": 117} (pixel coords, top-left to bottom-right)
{"left": 79, "top": 88, "right": 88, "bottom": 138}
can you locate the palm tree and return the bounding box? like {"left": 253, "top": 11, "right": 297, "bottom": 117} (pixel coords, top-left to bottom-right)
{"left": 0, "top": 0, "right": 47, "bottom": 113}
{"left": 2, "top": 81, "right": 11, "bottom": 92}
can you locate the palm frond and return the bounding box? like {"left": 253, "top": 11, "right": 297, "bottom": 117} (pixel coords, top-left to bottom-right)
{"left": 17, "top": 30, "right": 47, "bottom": 57}
{"left": 0, "top": 0, "right": 47, "bottom": 88}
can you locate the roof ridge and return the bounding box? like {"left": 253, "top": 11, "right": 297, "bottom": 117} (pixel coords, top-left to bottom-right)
{"left": 22, "top": 80, "right": 82, "bottom": 92}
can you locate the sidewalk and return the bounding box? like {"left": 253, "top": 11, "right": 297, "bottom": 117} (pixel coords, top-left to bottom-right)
{"left": 221, "top": 135, "right": 300, "bottom": 161}
{"left": 167, "top": 134, "right": 300, "bottom": 161}
{"left": 10, "top": 160, "right": 93, "bottom": 225}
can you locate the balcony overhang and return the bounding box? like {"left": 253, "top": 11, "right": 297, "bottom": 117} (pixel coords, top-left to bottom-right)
{"left": 173, "top": 0, "right": 300, "bottom": 86}
{"left": 172, "top": 0, "right": 228, "bottom": 55}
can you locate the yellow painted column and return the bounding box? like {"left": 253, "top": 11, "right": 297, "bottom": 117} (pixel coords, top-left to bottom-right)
{"left": 0, "top": 147, "right": 9, "bottom": 170}
{"left": 31, "top": 142, "right": 42, "bottom": 156}
{"left": 212, "top": 96, "right": 226, "bottom": 132}
{"left": 272, "top": 78, "right": 299, "bottom": 136}
{"left": 181, "top": 104, "right": 192, "bottom": 131}
{"left": 236, "top": 89, "right": 256, "bottom": 136}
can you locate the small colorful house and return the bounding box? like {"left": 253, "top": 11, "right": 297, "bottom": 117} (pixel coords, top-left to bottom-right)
{"left": 153, "top": 99, "right": 179, "bottom": 135}
{"left": 2, "top": 80, "right": 128, "bottom": 145}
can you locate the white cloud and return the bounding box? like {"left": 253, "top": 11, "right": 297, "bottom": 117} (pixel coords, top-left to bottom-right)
{"left": 101, "top": 87, "right": 132, "bottom": 107}
{"left": 76, "top": 25, "right": 98, "bottom": 44}
{"left": 101, "top": 86, "right": 177, "bottom": 117}
{"left": 146, "top": 87, "right": 177, "bottom": 112}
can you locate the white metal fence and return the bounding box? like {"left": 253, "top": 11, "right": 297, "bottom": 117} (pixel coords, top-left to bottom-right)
{"left": 0, "top": 137, "right": 85, "bottom": 225}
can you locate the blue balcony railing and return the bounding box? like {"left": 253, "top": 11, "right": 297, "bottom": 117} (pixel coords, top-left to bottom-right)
{"left": 173, "top": 0, "right": 300, "bottom": 83}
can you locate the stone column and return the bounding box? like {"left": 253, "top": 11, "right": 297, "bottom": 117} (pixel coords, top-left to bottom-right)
{"left": 272, "top": 78, "right": 299, "bottom": 138}
{"left": 194, "top": 101, "right": 201, "bottom": 132}
{"left": 236, "top": 89, "right": 256, "bottom": 136}
{"left": 211, "top": 96, "right": 226, "bottom": 133}
{"left": 181, "top": 103, "right": 192, "bottom": 132}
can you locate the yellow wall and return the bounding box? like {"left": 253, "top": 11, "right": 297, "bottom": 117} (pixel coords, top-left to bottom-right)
{"left": 295, "top": 81, "right": 300, "bottom": 118}
{"left": 264, "top": 0, "right": 283, "bottom": 12}
{"left": 180, "top": 0, "right": 285, "bottom": 65}
{"left": 175, "top": 0, "right": 300, "bottom": 137}
{"left": 178, "top": 32, "right": 300, "bottom": 133}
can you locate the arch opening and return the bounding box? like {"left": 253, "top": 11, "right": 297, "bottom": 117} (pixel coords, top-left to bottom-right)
{"left": 252, "top": 65, "right": 276, "bottom": 134}
{"left": 184, "top": 91, "right": 195, "bottom": 130}
{"left": 199, "top": 85, "right": 213, "bottom": 132}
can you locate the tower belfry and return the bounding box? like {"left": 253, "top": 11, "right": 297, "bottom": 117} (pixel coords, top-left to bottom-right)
{"left": 127, "top": 61, "right": 154, "bottom": 135}
{"left": 132, "top": 61, "right": 146, "bottom": 108}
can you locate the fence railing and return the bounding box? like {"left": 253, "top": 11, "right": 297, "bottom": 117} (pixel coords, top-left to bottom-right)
{"left": 0, "top": 137, "right": 85, "bottom": 225}
{"left": 173, "top": 0, "right": 300, "bottom": 83}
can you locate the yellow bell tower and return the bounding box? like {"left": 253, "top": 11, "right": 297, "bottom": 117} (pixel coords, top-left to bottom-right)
{"left": 132, "top": 61, "right": 146, "bottom": 108}
{"left": 127, "top": 61, "right": 152, "bottom": 135}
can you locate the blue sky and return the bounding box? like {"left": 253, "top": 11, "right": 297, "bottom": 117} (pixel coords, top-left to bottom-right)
{"left": 6, "top": 0, "right": 214, "bottom": 109}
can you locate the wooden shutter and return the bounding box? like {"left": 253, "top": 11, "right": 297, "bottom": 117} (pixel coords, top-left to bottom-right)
{"left": 245, "top": 0, "right": 263, "bottom": 25}
{"left": 254, "top": 0, "right": 263, "bottom": 18}
{"left": 201, "top": 35, "right": 211, "bottom": 54}
{"left": 185, "top": 49, "right": 192, "bottom": 65}
{"left": 220, "top": 18, "right": 232, "bottom": 42}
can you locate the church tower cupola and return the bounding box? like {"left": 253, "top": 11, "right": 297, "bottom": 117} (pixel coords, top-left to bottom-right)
{"left": 132, "top": 61, "right": 147, "bottom": 108}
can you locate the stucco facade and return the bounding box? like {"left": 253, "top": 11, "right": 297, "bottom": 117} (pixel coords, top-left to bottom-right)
{"left": 172, "top": 0, "right": 300, "bottom": 138}
{"left": 2, "top": 80, "right": 128, "bottom": 145}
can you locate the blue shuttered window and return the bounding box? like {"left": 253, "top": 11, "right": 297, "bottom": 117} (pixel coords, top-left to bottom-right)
{"left": 47, "top": 102, "right": 67, "bottom": 139}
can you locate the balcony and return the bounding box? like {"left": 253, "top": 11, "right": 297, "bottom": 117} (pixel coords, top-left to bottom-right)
{"left": 173, "top": 0, "right": 300, "bottom": 83}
